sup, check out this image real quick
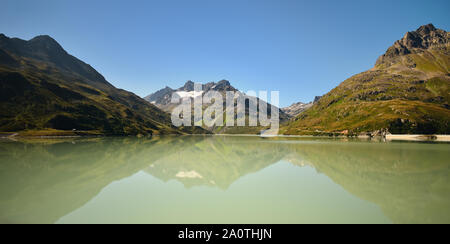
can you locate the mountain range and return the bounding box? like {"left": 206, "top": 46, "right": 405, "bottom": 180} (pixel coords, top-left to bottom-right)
{"left": 282, "top": 24, "right": 449, "bottom": 136}
{"left": 1, "top": 24, "right": 448, "bottom": 136}
{"left": 0, "top": 34, "right": 206, "bottom": 136}
{"left": 280, "top": 96, "right": 322, "bottom": 117}
{"left": 145, "top": 80, "right": 291, "bottom": 134}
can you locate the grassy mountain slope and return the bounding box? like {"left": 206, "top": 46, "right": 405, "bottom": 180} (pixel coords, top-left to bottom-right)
{"left": 0, "top": 34, "right": 196, "bottom": 136}
{"left": 282, "top": 24, "right": 450, "bottom": 135}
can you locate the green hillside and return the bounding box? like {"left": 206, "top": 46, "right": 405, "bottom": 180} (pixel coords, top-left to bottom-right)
{"left": 282, "top": 24, "right": 450, "bottom": 135}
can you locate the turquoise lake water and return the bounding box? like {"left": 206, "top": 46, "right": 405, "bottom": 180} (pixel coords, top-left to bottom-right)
{"left": 0, "top": 136, "right": 449, "bottom": 224}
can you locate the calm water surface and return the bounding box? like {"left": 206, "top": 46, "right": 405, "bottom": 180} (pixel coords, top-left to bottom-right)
{"left": 0, "top": 136, "right": 449, "bottom": 224}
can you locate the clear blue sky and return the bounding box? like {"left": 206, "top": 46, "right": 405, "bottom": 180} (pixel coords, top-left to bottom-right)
{"left": 1, "top": 0, "right": 449, "bottom": 107}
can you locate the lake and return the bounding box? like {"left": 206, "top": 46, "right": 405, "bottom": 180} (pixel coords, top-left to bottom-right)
{"left": 0, "top": 135, "right": 449, "bottom": 224}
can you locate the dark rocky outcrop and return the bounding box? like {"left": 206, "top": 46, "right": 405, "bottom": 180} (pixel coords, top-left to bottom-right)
{"left": 0, "top": 33, "right": 184, "bottom": 135}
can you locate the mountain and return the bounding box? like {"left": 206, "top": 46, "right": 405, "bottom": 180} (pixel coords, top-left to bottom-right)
{"left": 144, "top": 86, "right": 174, "bottom": 108}
{"left": 145, "top": 80, "right": 238, "bottom": 112}
{"left": 376, "top": 24, "right": 448, "bottom": 67}
{"left": 146, "top": 80, "right": 290, "bottom": 134}
{"left": 282, "top": 102, "right": 312, "bottom": 117}
{"left": 282, "top": 95, "right": 324, "bottom": 118}
{"left": 281, "top": 98, "right": 323, "bottom": 117}
{"left": 282, "top": 24, "right": 450, "bottom": 136}
{"left": 0, "top": 34, "right": 198, "bottom": 136}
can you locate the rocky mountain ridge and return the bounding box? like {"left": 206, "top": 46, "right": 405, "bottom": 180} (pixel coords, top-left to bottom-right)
{"left": 282, "top": 24, "right": 450, "bottom": 136}
{"left": 146, "top": 80, "right": 290, "bottom": 134}
{"left": 0, "top": 34, "right": 202, "bottom": 135}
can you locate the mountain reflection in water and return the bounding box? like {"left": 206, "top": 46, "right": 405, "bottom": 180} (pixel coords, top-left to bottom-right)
{"left": 0, "top": 136, "right": 449, "bottom": 224}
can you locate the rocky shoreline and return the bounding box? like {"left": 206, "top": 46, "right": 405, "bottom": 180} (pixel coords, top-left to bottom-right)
{"left": 386, "top": 134, "right": 450, "bottom": 142}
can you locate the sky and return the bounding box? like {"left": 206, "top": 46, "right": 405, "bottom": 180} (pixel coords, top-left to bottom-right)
{"left": 1, "top": 0, "right": 449, "bottom": 107}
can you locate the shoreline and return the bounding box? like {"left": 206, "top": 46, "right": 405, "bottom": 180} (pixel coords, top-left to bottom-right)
{"left": 1, "top": 131, "right": 449, "bottom": 142}
{"left": 385, "top": 134, "right": 450, "bottom": 142}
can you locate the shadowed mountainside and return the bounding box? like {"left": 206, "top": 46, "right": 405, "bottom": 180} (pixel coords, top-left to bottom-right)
{"left": 0, "top": 34, "right": 208, "bottom": 135}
